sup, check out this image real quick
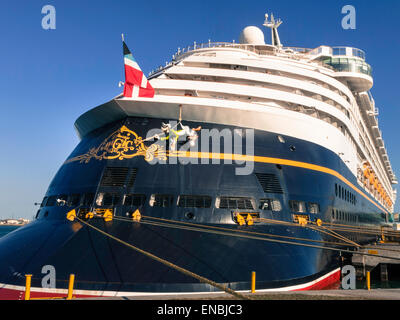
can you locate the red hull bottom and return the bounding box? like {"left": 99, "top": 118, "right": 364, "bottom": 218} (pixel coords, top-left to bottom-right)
{"left": 0, "top": 268, "right": 341, "bottom": 300}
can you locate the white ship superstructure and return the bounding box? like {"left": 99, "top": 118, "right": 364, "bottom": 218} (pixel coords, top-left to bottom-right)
{"left": 140, "top": 13, "right": 397, "bottom": 212}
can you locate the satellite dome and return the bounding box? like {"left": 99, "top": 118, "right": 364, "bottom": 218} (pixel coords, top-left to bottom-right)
{"left": 239, "top": 26, "right": 265, "bottom": 45}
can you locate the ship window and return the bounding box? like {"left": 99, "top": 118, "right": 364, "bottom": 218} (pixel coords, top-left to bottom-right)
{"left": 46, "top": 196, "right": 57, "bottom": 207}
{"left": 218, "top": 197, "right": 254, "bottom": 210}
{"left": 289, "top": 200, "right": 306, "bottom": 213}
{"left": 335, "top": 184, "right": 338, "bottom": 197}
{"left": 96, "top": 193, "right": 121, "bottom": 206}
{"left": 259, "top": 199, "right": 271, "bottom": 210}
{"left": 149, "top": 194, "right": 174, "bottom": 207}
{"left": 308, "top": 203, "right": 320, "bottom": 214}
{"left": 259, "top": 198, "right": 282, "bottom": 211}
{"left": 331, "top": 57, "right": 340, "bottom": 64}
{"left": 123, "top": 194, "right": 146, "bottom": 207}
{"left": 40, "top": 197, "right": 48, "bottom": 207}
{"left": 82, "top": 193, "right": 95, "bottom": 206}
{"left": 232, "top": 65, "right": 247, "bottom": 71}
{"left": 210, "top": 63, "right": 231, "bottom": 70}
{"left": 177, "top": 195, "right": 212, "bottom": 208}
{"left": 271, "top": 199, "right": 282, "bottom": 212}
{"left": 67, "top": 194, "right": 81, "bottom": 207}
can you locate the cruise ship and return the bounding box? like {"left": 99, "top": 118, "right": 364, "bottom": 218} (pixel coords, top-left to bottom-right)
{"left": 0, "top": 13, "right": 397, "bottom": 299}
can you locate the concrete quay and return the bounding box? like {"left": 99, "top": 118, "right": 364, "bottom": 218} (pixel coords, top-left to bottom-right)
{"left": 77, "top": 289, "right": 400, "bottom": 300}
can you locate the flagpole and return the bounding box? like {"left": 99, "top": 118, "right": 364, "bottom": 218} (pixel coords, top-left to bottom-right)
{"left": 121, "top": 33, "right": 124, "bottom": 42}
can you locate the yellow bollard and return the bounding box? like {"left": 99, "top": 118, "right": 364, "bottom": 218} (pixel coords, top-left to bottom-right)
{"left": 24, "top": 274, "right": 32, "bottom": 300}
{"left": 66, "top": 274, "right": 75, "bottom": 300}
{"left": 381, "top": 227, "right": 386, "bottom": 243}
{"left": 366, "top": 271, "right": 371, "bottom": 290}
{"left": 251, "top": 271, "right": 256, "bottom": 293}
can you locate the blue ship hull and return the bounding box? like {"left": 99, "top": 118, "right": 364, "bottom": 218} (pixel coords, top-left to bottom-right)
{"left": 0, "top": 117, "right": 389, "bottom": 299}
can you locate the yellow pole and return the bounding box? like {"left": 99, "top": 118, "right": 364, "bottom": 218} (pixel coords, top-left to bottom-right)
{"left": 66, "top": 274, "right": 75, "bottom": 300}
{"left": 24, "top": 274, "right": 32, "bottom": 300}
{"left": 366, "top": 271, "right": 371, "bottom": 290}
{"left": 251, "top": 271, "right": 256, "bottom": 293}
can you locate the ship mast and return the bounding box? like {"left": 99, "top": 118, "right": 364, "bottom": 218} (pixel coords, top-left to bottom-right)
{"left": 263, "top": 13, "right": 283, "bottom": 48}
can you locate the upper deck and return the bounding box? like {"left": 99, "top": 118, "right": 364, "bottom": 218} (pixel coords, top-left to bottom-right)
{"left": 149, "top": 42, "right": 373, "bottom": 92}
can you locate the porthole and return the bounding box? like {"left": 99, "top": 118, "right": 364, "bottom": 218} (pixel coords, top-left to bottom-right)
{"left": 185, "top": 212, "right": 195, "bottom": 220}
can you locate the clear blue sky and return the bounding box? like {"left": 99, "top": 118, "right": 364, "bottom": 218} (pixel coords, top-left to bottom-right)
{"left": 0, "top": 0, "right": 399, "bottom": 219}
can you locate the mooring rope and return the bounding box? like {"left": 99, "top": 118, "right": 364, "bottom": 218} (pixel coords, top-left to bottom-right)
{"left": 108, "top": 214, "right": 400, "bottom": 261}
{"left": 118, "top": 214, "right": 356, "bottom": 247}
{"left": 73, "top": 215, "right": 251, "bottom": 300}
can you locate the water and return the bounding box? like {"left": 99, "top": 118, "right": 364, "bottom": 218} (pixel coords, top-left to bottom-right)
{"left": 356, "top": 279, "right": 400, "bottom": 289}
{"left": 0, "top": 226, "right": 20, "bottom": 238}
{"left": 356, "top": 264, "right": 400, "bottom": 289}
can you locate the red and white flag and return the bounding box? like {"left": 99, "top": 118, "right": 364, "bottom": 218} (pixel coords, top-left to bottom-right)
{"left": 123, "top": 41, "right": 154, "bottom": 98}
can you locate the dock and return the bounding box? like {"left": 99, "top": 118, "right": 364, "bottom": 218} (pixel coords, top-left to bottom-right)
{"left": 352, "top": 242, "right": 400, "bottom": 281}
{"left": 75, "top": 289, "right": 400, "bottom": 300}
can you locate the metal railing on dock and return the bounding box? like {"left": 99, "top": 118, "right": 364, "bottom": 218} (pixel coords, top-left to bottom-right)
{"left": 24, "top": 274, "right": 75, "bottom": 300}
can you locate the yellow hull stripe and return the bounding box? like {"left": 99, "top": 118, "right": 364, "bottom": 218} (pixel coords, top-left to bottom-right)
{"left": 169, "top": 151, "right": 388, "bottom": 214}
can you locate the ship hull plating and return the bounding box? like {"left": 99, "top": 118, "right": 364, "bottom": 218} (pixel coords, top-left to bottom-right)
{"left": 0, "top": 117, "right": 388, "bottom": 299}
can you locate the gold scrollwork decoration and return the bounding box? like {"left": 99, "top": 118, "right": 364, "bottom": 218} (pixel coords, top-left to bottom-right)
{"left": 64, "top": 126, "right": 167, "bottom": 164}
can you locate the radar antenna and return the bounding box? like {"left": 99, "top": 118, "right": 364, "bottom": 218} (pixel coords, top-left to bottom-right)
{"left": 263, "top": 13, "right": 283, "bottom": 48}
